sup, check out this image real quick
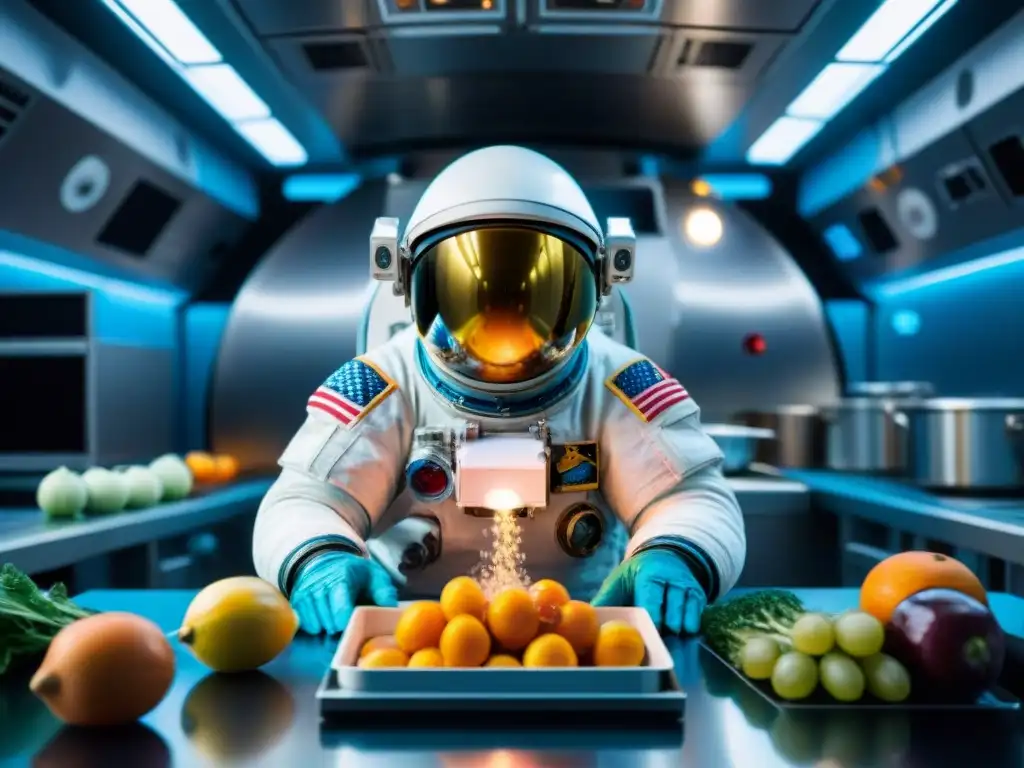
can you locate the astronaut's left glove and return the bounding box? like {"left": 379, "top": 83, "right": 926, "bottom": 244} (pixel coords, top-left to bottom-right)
{"left": 591, "top": 549, "right": 706, "bottom": 635}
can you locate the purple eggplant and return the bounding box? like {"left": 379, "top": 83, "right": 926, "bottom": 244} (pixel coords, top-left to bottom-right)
{"left": 885, "top": 588, "right": 1005, "bottom": 703}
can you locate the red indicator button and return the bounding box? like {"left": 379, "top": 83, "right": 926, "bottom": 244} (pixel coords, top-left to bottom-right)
{"left": 410, "top": 463, "right": 448, "bottom": 497}
{"left": 743, "top": 333, "right": 766, "bottom": 356}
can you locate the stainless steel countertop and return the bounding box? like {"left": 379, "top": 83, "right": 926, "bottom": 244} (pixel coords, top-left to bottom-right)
{"left": 0, "top": 477, "right": 807, "bottom": 576}
{"left": 0, "top": 479, "right": 273, "bottom": 574}
{"left": 3, "top": 588, "right": 1020, "bottom": 767}
{"left": 784, "top": 470, "right": 1024, "bottom": 564}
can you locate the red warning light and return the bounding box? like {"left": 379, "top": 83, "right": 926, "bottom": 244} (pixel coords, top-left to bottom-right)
{"left": 742, "top": 333, "right": 766, "bottom": 356}
{"left": 410, "top": 462, "right": 449, "bottom": 498}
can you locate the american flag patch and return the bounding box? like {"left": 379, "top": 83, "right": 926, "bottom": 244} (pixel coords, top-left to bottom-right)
{"left": 606, "top": 359, "right": 689, "bottom": 422}
{"left": 307, "top": 358, "right": 397, "bottom": 428}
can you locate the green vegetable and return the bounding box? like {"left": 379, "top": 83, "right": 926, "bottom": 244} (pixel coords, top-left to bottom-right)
{"left": 0, "top": 564, "right": 95, "bottom": 675}
{"left": 701, "top": 589, "right": 806, "bottom": 666}
{"left": 82, "top": 468, "right": 128, "bottom": 514}
{"left": 121, "top": 466, "right": 163, "bottom": 509}
{"left": 36, "top": 467, "right": 88, "bottom": 519}
{"left": 149, "top": 454, "right": 193, "bottom": 501}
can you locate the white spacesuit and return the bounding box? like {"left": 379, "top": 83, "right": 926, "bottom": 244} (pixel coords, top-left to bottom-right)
{"left": 253, "top": 146, "right": 746, "bottom": 633}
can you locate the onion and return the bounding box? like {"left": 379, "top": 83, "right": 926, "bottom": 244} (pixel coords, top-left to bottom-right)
{"left": 36, "top": 467, "right": 88, "bottom": 518}
{"left": 81, "top": 468, "right": 129, "bottom": 515}
{"left": 121, "top": 466, "right": 163, "bottom": 509}
{"left": 149, "top": 454, "right": 193, "bottom": 501}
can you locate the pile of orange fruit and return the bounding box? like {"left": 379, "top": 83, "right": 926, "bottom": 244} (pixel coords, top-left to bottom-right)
{"left": 185, "top": 452, "right": 239, "bottom": 485}
{"left": 358, "top": 577, "right": 647, "bottom": 669}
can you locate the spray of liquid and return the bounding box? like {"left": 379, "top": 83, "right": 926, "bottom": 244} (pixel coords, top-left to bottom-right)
{"left": 472, "top": 509, "right": 531, "bottom": 599}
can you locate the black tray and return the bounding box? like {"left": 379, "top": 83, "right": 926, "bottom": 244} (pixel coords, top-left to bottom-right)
{"left": 317, "top": 667, "right": 685, "bottom": 725}
{"left": 700, "top": 643, "right": 1021, "bottom": 712}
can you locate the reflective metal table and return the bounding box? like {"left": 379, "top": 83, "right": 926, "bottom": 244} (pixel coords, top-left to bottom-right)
{"left": 2, "top": 589, "right": 1023, "bottom": 767}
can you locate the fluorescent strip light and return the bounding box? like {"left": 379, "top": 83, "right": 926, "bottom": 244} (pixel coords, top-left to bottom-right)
{"left": 184, "top": 64, "right": 271, "bottom": 121}
{"left": 697, "top": 174, "right": 773, "bottom": 200}
{"left": 837, "top": 0, "right": 946, "bottom": 63}
{"left": 114, "top": 0, "right": 221, "bottom": 65}
{"left": 283, "top": 174, "right": 362, "bottom": 202}
{"left": 787, "top": 62, "right": 886, "bottom": 120}
{"left": 870, "top": 245, "right": 1024, "bottom": 297}
{"left": 884, "top": 0, "right": 959, "bottom": 64}
{"left": 236, "top": 118, "right": 308, "bottom": 167}
{"left": 746, "top": 117, "right": 825, "bottom": 166}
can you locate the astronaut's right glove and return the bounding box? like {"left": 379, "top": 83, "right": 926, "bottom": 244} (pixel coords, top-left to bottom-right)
{"left": 290, "top": 551, "right": 399, "bottom": 635}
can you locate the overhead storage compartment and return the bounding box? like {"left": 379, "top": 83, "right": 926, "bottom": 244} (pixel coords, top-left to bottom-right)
{"left": 0, "top": 67, "right": 248, "bottom": 291}
{"left": 964, "top": 86, "right": 1024, "bottom": 210}
{"left": 383, "top": 28, "right": 665, "bottom": 76}
{"left": 809, "top": 129, "right": 1014, "bottom": 284}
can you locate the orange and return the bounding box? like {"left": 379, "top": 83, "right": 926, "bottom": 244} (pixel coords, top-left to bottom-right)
{"left": 485, "top": 654, "right": 522, "bottom": 668}
{"left": 554, "top": 600, "right": 599, "bottom": 655}
{"left": 408, "top": 648, "right": 445, "bottom": 668}
{"left": 358, "top": 648, "right": 409, "bottom": 668}
{"left": 440, "top": 576, "right": 488, "bottom": 622}
{"left": 439, "top": 615, "right": 491, "bottom": 667}
{"left": 486, "top": 589, "right": 540, "bottom": 651}
{"left": 523, "top": 634, "right": 578, "bottom": 668}
{"left": 592, "top": 621, "right": 645, "bottom": 667}
{"left": 394, "top": 602, "right": 447, "bottom": 655}
{"left": 185, "top": 452, "right": 218, "bottom": 484}
{"left": 529, "top": 579, "right": 571, "bottom": 630}
{"left": 359, "top": 635, "right": 399, "bottom": 659}
{"left": 212, "top": 455, "right": 239, "bottom": 483}
{"left": 860, "top": 551, "right": 988, "bottom": 624}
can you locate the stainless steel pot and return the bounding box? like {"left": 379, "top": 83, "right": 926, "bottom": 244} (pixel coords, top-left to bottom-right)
{"left": 821, "top": 398, "right": 909, "bottom": 473}
{"left": 847, "top": 381, "right": 934, "bottom": 399}
{"left": 733, "top": 406, "right": 826, "bottom": 468}
{"left": 896, "top": 398, "right": 1024, "bottom": 490}
{"left": 704, "top": 424, "right": 776, "bottom": 474}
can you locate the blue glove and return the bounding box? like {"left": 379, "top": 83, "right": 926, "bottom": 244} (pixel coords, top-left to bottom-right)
{"left": 290, "top": 551, "right": 398, "bottom": 635}
{"left": 592, "top": 549, "right": 706, "bottom": 635}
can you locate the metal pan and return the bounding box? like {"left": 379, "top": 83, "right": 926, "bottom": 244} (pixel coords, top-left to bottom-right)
{"left": 733, "top": 407, "right": 826, "bottom": 469}
{"left": 704, "top": 424, "right": 776, "bottom": 474}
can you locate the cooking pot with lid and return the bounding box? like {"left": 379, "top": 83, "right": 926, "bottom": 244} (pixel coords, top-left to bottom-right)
{"left": 821, "top": 398, "right": 909, "bottom": 473}
{"left": 733, "top": 406, "right": 825, "bottom": 469}
{"left": 896, "top": 398, "right": 1024, "bottom": 490}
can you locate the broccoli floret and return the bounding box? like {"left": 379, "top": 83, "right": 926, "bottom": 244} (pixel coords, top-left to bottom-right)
{"left": 701, "top": 589, "right": 806, "bottom": 666}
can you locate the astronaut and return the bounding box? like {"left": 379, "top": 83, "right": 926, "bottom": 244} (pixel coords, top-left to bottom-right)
{"left": 252, "top": 146, "right": 746, "bottom": 637}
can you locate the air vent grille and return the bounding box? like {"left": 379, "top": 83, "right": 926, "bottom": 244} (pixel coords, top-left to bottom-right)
{"left": 679, "top": 40, "right": 753, "bottom": 70}
{"left": 303, "top": 41, "right": 369, "bottom": 72}
{"left": 0, "top": 70, "right": 32, "bottom": 148}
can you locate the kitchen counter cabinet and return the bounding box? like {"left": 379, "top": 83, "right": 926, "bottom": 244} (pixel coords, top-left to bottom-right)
{"left": 0, "top": 479, "right": 272, "bottom": 577}
{"left": 2, "top": 588, "right": 1021, "bottom": 767}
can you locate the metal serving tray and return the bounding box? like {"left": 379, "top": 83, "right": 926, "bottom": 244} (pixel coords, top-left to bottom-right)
{"left": 316, "top": 667, "right": 686, "bottom": 721}
{"left": 331, "top": 606, "right": 674, "bottom": 695}
{"left": 700, "top": 643, "right": 1021, "bottom": 711}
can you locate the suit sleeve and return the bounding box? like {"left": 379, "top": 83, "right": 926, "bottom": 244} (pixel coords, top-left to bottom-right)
{"left": 252, "top": 357, "right": 414, "bottom": 595}
{"left": 599, "top": 361, "right": 746, "bottom": 601}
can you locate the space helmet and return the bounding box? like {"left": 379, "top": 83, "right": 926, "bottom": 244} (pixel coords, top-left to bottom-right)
{"left": 369, "top": 146, "right": 635, "bottom": 388}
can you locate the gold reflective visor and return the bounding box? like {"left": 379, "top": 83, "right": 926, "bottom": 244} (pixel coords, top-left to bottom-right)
{"left": 411, "top": 227, "right": 598, "bottom": 384}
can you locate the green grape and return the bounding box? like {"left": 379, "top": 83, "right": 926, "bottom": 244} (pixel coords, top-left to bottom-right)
{"left": 860, "top": 653, "right": 912, "bottom": 703}
{"left": 791, "top": 613, "right": 836, "bottom": 656}
{"left": 740, "top": 637, "right": 782, "bottom": 680}
{"left": 819, "top": 652, "right": 866, "bottom": 702}
{"left": 833, "top": 611, "right": 885, "bottom": 658}
{"left": 771, "top": 651, "right": 819, "bottom": 701}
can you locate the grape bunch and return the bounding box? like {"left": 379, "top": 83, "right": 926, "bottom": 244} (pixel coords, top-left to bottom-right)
{"left": 739, "top": 610, "right": 911, "bottom": 703}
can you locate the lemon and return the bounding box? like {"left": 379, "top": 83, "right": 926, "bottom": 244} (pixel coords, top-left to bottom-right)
{"left": 178, "top": 577, "right": 298, "bottom": 672}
